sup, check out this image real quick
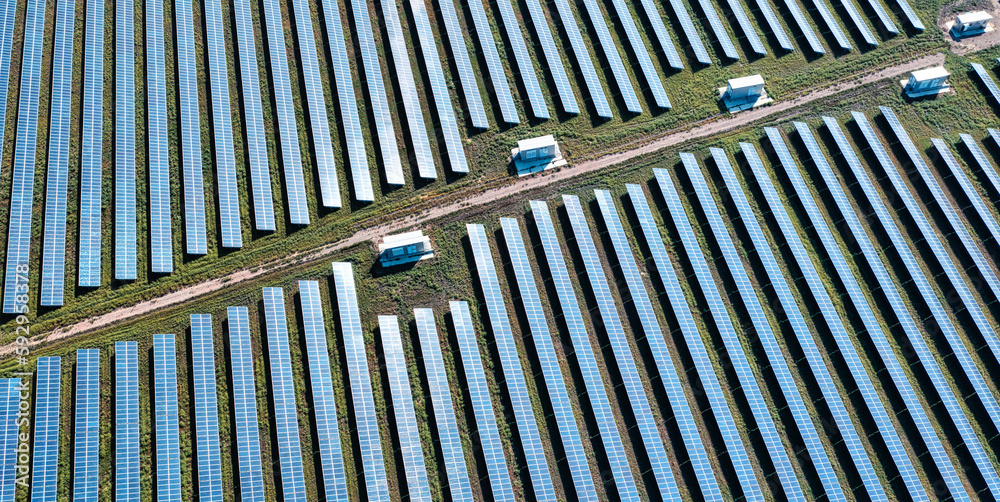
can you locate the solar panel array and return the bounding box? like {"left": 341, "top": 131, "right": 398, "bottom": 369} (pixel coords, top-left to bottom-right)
{"left": 864, "top": 0, "right": 898, "bottom": 32}
{"left": 734, "top": 143, "right": 897, "bottom": 498}
{"left": 778, "top": 0, "right": 825, "bottom": 54}
{"left": 696, "top": 0, "right": 740, "bottom": 59}
{"left": 115, "top": 0, "right": 137, "bottom": 279}
{"left": 74, "top": 349, "right": 100, "bottom": 502}
{"left": 961, "top": 133, "right": 1000, "bottom": 202}
{"left": 685, "top": 154, "right": 845, "bottom": 500}
{"left": 593, "top": 191, "right": 723, "bottom": 500}
{"left": 298, "top": 280, "right": 349, "bottom": 500}
{"left": 154, "top": 334, "right": 182, "bottom": 502}
{"left": 449, "top": 301, "right": 515, "bottom": 502}
{"left": 320, "top": 0, "right": 372, "bottom": 202}
{"left": 721, "top": 0, "right": 767, "bottom": 55}
{"left": 331, "top": 263, "right": 391, "bottom": 501}
{"left": 561, "top": 195, "right": 680, "bottom": 501}
{"left": 379, "top": 316, "right": 432, "bottom": 502}
{"left": 494, "top": 0, "right": 549, "bottom": 118}
{"left": 972, "top": 63, "right": 1000, "bottom": 106}
{"left": 932, "top": 138, "right": 1000, "bottom": 263}
{"left": 407, "top": 0, "right": 468, "bottom": 173}
{"left": 529, "top": 200, "right": 640, "bottom": 502}
{"left": 380, "top": 0, "right": 435, "bottom": 179}
{"left": 175, "top": 0, "right": 207, "bottom": 254}
{"left": 654, "top": 164, "right": 803, "bottom": 499}
{"left": 190, "top": 314, "right": 224, "bottom": 501}
{"left": 606, "top": 0, "right": 672, "bottom": 108}
{"left": 352, "top": 0, "right": 405, "bottom": 183}
{"left": 805, "top": 0, "right": 851, "bottom": 50}
{"left": 78, "top": 0, "right": 106, "bottom": 279}
{"left": 633, "top": 0, "right": 685, "bottom": 69}
{"left": 146, "top": 0, "right": 173, "bottom": 270}
{"left": 412, "top": 309, "right": 475, "bottom": 502}
{"left": 261, "top": 0, "right": 309, "bottom": 223}
{"left": 826, "top": 115, "right": 1000, "bottom": 496}
{"left": 2, "top": 0, "right": 45, "bottom": 313}
{"left": 233, "top": 0, "right": 275, "bottom": 230}
{"left": 548, "top": 0, "right": 612, "bottom": 117}
{"left": 625, "top": 185, "right": 763, "bottom": 502}
{"left": 664, "top": 0, "right": 711, "bottom": 64}
{"left": 750, "top": 0, "right": 793, "bottom": 51}
{"left": 204, "top": 0, "right": 243, "bottom": 249}
{"left": 838, "top": 0, "right": 878, "bottom": 46}
{"left": 521, "top": 0, "right": 578, "bottom": 114}
{"left": 40, "top": 0, "right": 75, "bottom": 306}
{"left": 435, "top": 0, "right": 488, "bottom": 129}
{"left": 467, "top": 224, "right": 557, "bottom": 502}
{"left": 262, "top": 288, "right": 308, "bottom": 502}
{"left": 0, "top": 0, "right": 16, "bottom": 167}
{"left": 116, "top": 342, "right": 140, "bottom": 502}
{"left": 499, "top": 218, "right": 598, "bottom": 502}
{"left": 466, "top": 0, "right": 519, "bottom": 124}
{"left": 0, "top": 379, "right": 20, "bottom": 502}
{"left": 894, "top": 0, "right": 925, "bottom": 29}
{"left": 580, "top": 0, "right": 642, "bottom": 113}
{"left": 227, "top": 307, "right": 266, "bottom": 501}
{"left": 31, "top": 357, "right": 61, "bottom": 502}
{"left": 775, "top": 125, "right": 962, "bottom": 500}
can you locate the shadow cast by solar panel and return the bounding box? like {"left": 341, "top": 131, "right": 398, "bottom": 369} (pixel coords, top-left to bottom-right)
{"left": 851, "top": 0, "right": 899, "bottom": 39}
{"left": 596, "top": 0, "right": 674, "bottom": 117}
{"left": 793, "top": 0, "right": 852, "bottom": 56}
{"left": 740, "top": 1, "right": 796, "bottom": 56}
{"left": 944, "top": 139, "right": 1000, "bottom": 260}
{"left": 682, "top": 0, "right": 744, "bottom": 65}
{"left": 766, "top": 1, "right": 827, "bottom": 61}
{"left": 573, "top": 3, "right": 648, "bottom": 120}
{"left": 882, "top": 1, "right": 923, "bottom": 37}
{"left": 957, "top": 138, "right": 1000, "bottom": 204}
{"left": 714, "top": 10, "right": 769, "bottom": 63}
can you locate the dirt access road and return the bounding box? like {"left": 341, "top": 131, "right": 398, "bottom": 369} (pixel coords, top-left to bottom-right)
{"left": 15, "top": 51, "right": 945, "bottom": 355}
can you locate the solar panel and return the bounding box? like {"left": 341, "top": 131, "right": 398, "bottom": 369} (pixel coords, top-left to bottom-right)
{"left": 591, "top": 192, "right": 724, "bottom": 500}
{"left": 449, "top": 301, "right": 516, "bottom": 502}
{"left": 633, "top": 0, "right": 685, "bottom": 69}
{"left": 493, "top": 0, "right": 549, "bottom": 118}
{"left": 205, "top": 0, "right": 243, "bottom": 248}
{"left": 115, "top": 342, "right": 139, "bottom": 502}
{"left": 774, "top": 124, "right": 964, "bottom": 500}
{"left": 579, "top": 0, "right": 643, "bottom": 112}
{"left": 319, "top": 0, "right": 373, "bottom": 201}
{"left": 379, "top": 316, "right": 433, "bottom": 502}
{"left": 154, "top": 334, "right": 182, "bottom": 502}
{"left": 803, "top": 0, "right": 851, "bottom": 50}
{"left": 827, "top": 115, "right": 1000, "bottom": 496}
{"left": 381, "top": 1, "right": 436, "bottom": 178}
{"left": 261, "top": 0, "right": 310, "bottom": 222}
{"left": 519, "top": 0, "right": 578, "bottom": 114}
{"left": 331, "top": 263, "right": 391, "bottom": 501}
{"left": 0, "top": 0, "right": 18, "bottom": 181}
{"left": 0, "top": 379, "right": 21, "bottom": 502}
{"left": 175, "top": 0, "right": 208, "bottom": 253}
{"left": 862, "top": 0, "right": 898, "bottom": 32}
{"left": 233, "top": 0, "right": 275, "bottom": 230}
{"left": 932, "top": 138, "right": 1000, "bottom": 269}
{"left": 528, "top": 201, "right": 640, "bottom": 502}
{"left": 412, "top": 309, "right": 475, "bottom": 502}
{"left": 721, "top": 0, "right": 767, "bottom": 55}
{"left": 625, "top": 186, "right": 763, "bottom": 502}
{"left": 694, "top": 0, "right": 740, "bottom": 59}
{"left": 545, "top": 0, "right": 610, "bottom": 117}
{"left": 227, "top": 307, "right": 266, "bottom": 501}
{"left": 298, "top": 280, "right": 349, "bottom": 500}
{"left": 146, "top": 0, "right": 174, "bottom": 270}
{"left": 407, "top": 0, "right": 468, "bottom": 173}
{"left": 262, "top": 288, "right": 308, "bottom": 502}
{"left": 971, "top": 63, "right": 1000, "bottom": 108}
{"left": 31, "top": 357, "right": 61, "bottom": 502}
{"left": 40, "top": 0, "right": 75, "bottom": 305}
{"left": 434, "top": 0, "right": 489, "bottom": 128}
{"left": 749, "top": 0, "right": 793, "bottom": 51}
{"left": 653, "top": 165, "right": 804, "bottom": 499}
{"left": 466, "top": 0, "right": 520, "bottom": 123}
{"left": 729, "top": 144, "right": 896, "bottom": 499}
{"left": 467, "top": 224, "right": 557, "bottom": 502}
{"left": 606, "top": 0, "right": 672, "bottom": 107}
{"left": 962, "top": 133, "right": 1000, "bottom": 203}
{"left": 662, "top": 0, "right": 711, "bottom": 64}
{"left": 115, "top": 0, "right": 137, "bottom": 279}
{"left": 78, "top": 0, "right": 107, "bottom": 277}
{"left": 837, "top": 0, "right": 878, "bottom": 46}
{"left": 353, "top": 2, "right": 405, "bottom": 183}
{"left": 74, "top": 349, "right": 100, "bottom": 502}
{"left": 560, "top": 195, "right": 680, "bottom": 501}
{"left": 190, "top": 315, "right": 224, "bottom": 501}
{"left": 685, "top": 154, "right": 846, "bottom": 499}
{"left": 894, "top": 0, "right": 924, "bottom": 29}
{"left": 777, "top": 0, "right": 825, "bottom": 54}
{"left": 498, "top": 218, "right": 598, "bottom": 502}
{"left": 2, "top": 0, "right": 46, "bottom": 312}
